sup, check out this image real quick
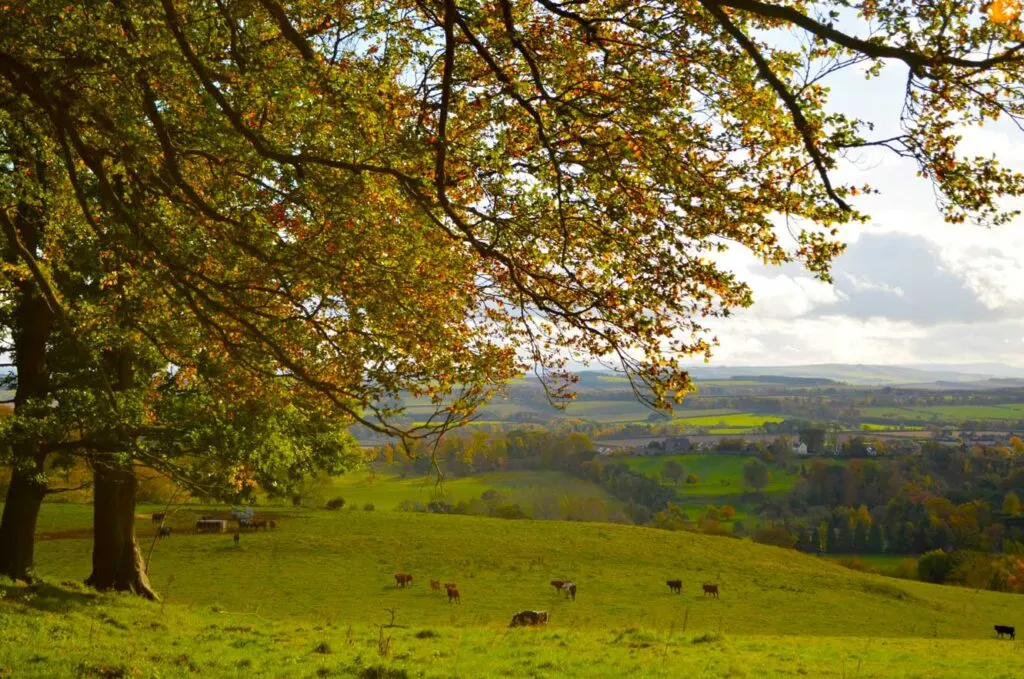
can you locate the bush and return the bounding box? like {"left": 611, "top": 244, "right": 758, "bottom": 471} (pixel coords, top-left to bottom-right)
{"left": 325, "top": 497, "right": 346, "bottom": 510}
{"left": 752, "top": 525, "right": 797, "bottom": 549}
{"left": 835, "top": 557, "right": 879, "bottom": 574}
{"left": 397, "top": 499, "right": 424, "bottom": 513}
{"left": 889, "top": 558, "right": 919, "bottom": 580}
{"left": 363, "top": 503, "right": 375, "bottom": 511}
{"left": 685, "top": 473, "right": 699, "bottom": 484}
{"left": 491, "top": 503, "right": 528, "bottom": 520}
{"left": 918, "top": 549, "right": 953, "bottom": 584}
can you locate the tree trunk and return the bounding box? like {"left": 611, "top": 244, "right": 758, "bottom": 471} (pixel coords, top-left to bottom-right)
{"left": 0, "top": 455, "right": 46, "bottom": 582}
{"left": 84, "top": 460, "right": 158, "bottom": 600}
{"left": 0, "top": 167, "right": 55, "bottom": 582}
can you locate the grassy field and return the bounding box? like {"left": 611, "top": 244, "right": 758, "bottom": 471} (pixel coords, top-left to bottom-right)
{"left": 326, "top": 470, "right": 622, "bottom": 514}
{"left": 3, "top": 505, "right": 1024, "bottom": 677}
{"left": 621, "top": 454, "right": 799, "bottom": 497}
{"left": 671, "top": 413, "right": 785, "bottom": 429}
{"left": 861, "top": 403, "right": 1024, "bottom": 423}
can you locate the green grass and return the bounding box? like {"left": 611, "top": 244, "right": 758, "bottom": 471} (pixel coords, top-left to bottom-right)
{"left": 861, "top": 403, "right": 1024, "bottom": 423}
{"left": 859, "top": 423, "right": 925, "bottom": 431}
{"left": 621, "top": 454, "right": 799, "bottom": 496}
{"left": 671, "top": 413, "right": 785, "bottom": 428}
{"left": 326, "top": 470, "right": 622, "bottom": 514}
{"left": 4, "top": 505, "right": 1024, "bottom": 677}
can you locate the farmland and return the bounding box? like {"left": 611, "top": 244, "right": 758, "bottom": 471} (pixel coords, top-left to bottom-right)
{"left": 3, "top": 505, "right": 1023, "bottom": 677}
{"left": 860, "top": 403, "right": 1024, "bottom": 423}
{"left": 620, "top": 454, "right": 799, "bottom": 497}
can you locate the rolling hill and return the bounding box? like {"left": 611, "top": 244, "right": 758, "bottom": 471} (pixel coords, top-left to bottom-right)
{"left": 2, "top": 503, "right": 1022, "bottom": 677}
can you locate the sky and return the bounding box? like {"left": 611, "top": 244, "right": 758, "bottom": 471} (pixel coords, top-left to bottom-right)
{"left": 682, "top": 42, "right": 1024, "bottom": 369}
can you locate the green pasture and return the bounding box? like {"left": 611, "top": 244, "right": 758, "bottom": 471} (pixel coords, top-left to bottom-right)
{"left": 326, "top": 470, "right": 622, "bottom": 514}
{"left": 621, "top": 454, "right": 799, "bottom": 496}
{"left": 3, "top": 505, "right": 1023, "bottom": 677}
{"left": 671, "top": 413, "right": 785, "bottom": 429}
{"left": 861, "top": 403, "right": 1024, "bottom": 423}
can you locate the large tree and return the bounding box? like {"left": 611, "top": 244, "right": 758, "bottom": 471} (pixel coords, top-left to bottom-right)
{"left": 4, "top": 0, "right": 1024, "bottom": 587}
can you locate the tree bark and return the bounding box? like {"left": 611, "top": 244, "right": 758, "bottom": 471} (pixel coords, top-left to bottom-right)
{"left": 84, "top": 459, "right": 158, "bottom": 600}
{"left": 0, "top": 173, "right": 54, "bottom": 582}
{"left": 0, "top": 455, "right": 47, "bottom": 582}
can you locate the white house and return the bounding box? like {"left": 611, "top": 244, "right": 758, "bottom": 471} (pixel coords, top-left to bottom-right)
{"left": 793, "top": 441, "right": 809, "bottom": 456}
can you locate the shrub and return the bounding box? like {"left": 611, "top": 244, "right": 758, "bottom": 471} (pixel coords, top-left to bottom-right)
{"left": 363, "top": 503, "right": 375, "bottom": 511}
{"left": 414, "top": 629, "right": 439, "bottom": 639}
{"left": 491, "top": 503, "right": 528, "bottom": 520}
{"left": 752, "top": 525, "right": 797, "bottom": 549}
{"left": 889, "top": 558, "right": 919, "bottom": 581}
{"left": 326, "top": 497, "right": 346, "bottom": 511}
{"left": 835, "top": 557, "right": 879, "bottom": 574}
{"left": 685, "top": 473, "right": 699, "bottom": 484}
{"left": 396, "top": 499, "right": 424, "bottom": 513}
{"left": 918, "top": 549, "right": 953, "bottom": 584}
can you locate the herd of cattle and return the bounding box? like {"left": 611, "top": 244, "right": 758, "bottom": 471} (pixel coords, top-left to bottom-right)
{"left": 392, "top": 573, "right": 722, "bottom": 627}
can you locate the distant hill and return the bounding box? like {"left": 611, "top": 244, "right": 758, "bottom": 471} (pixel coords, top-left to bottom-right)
{"left": 666, "top": 362, "right": 1024, "bottom": 386}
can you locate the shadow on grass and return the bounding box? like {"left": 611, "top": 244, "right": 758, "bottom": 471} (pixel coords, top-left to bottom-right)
{"left": 0, "top": 579, "right": 98, "bottom": 614}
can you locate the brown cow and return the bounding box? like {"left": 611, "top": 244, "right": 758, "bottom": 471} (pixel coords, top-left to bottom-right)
{"left": 444, "top": 582, "right": 457, "bottom": 592}
{"left": 666, "top": 579, "right": 682, "bottom": 594}
{"left": 447, "top": 587, "right": 461, "bottom": 604}
{"left": 702, "top": 583, "right": 719, "bottom": 598}
{"left": 395, "top": 573, "right": 413, "bottom": 588}
{"left": 251, "top": 518, "right": 268, "bottom": 530}
{"left": 550, "top": 580, "right": 565, "bottom": 592}
{"left": 430, "top": 580, "right": 441, "bottom": 593}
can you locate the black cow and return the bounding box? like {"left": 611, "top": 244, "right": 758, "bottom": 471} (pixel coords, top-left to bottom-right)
{"left": 157, "top": 526, "right": 172, "bottom": 538}
{"left": 995, "top": 625, "right": 1015, "bottom": 640}
{"left": 666, "top": 579, "right": 682, "bottom": 594}
{"left": 509, "top": 611, "right": 549, "bottom": 628}
{"left": 152, "top": 512, "right": 167, "bottom": 524}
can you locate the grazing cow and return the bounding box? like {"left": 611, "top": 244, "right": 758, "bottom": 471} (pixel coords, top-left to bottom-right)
{"left": 702, "top": 583, "right": 720, "bottom": 598}
{"left": 561, "top": 582, "right": 576, "bottom": 600}
{"left": 448, "top": 587, "right": 461, "bottom": 604}
{"left": 430, "top": 580, "right": 441, "bottom": 593}
{"left": 268, "top": 519, "right": 278, "bottom": 530}
{"left": 444, "top": 582, "right": 457, "bottom": 593}
{"left": 151, "top": 512, "right": 167, "bottom": 524}
{"left": 157, "top": 526, "right": 172, "bottom": 538}
{"left": 509, "top": 610, "right": 549, "bottom": 628}
{"left": 395, "top": 573, "right": 413, "bottom": 588}
{"left": 995, "top": 625, "right": 1016, "bottom": 640}
{"left": 666, "top": 579, "right": 682, "bottom": 594}
{"left": 233, "top": 532, "right": 240, "bottom": 545}
{"left": 251, "top": 518, "right": 268, "bottom": 531}
{"left": 550, "top": 579, "right": 565, "bottom": 592}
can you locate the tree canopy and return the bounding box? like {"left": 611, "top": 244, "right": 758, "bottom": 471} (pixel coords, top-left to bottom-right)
{"left": 5, "top": 0, "right": 1024, "bottom": 426}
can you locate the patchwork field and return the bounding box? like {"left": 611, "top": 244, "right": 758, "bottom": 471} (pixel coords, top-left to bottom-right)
{"left": 3, "top": 505, "right": 1023, "bottom": 677}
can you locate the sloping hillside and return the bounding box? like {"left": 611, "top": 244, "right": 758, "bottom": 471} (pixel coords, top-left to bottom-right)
{"left": 2, "top": 504, "right": 1022, "bottom": 677}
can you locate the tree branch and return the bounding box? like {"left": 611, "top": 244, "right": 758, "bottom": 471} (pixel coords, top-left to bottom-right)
{"left": 701, "top": 0, "right": 850, "bottom": 211}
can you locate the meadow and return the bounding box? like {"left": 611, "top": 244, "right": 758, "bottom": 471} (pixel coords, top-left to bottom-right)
{"left": 621, "top": 454, "right": 799, "bottom": 497}
{"left": 860, "top": 403, "right": 1024, "bottom": 423}
{"left": 3, "top": 504, "right": 1023, "bottom": 677}
{"left": 325, "top": 470, "right": 623, "bottom": 514}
